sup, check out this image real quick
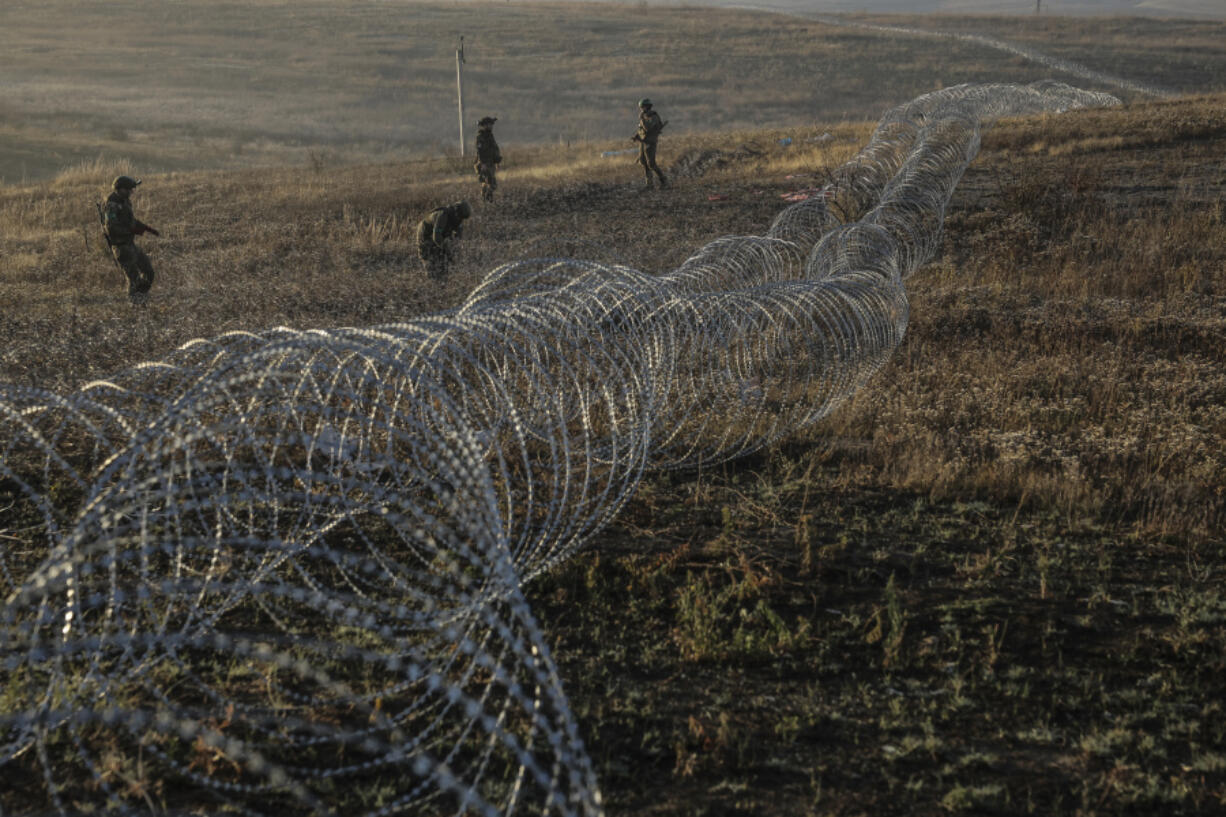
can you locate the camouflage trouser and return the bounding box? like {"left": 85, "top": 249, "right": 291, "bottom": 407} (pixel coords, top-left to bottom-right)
{"left": 475, "top": 162, "right": 498, "bottom": 202}
{"left": 415, "top": 218, "right": 453, "bottom": 279}
{"left": 637, "top": 141, "right": 667, "bottom": 186}
{"left": 111, "top": 242, "right": 155, "bottom": 300}
{"left": 417, "top": 238, "right": 451, "bottom": 280}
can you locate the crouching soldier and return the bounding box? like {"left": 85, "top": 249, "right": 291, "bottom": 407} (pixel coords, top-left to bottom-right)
{"left": 474, "top": 116, "right": 502, "bottom": 202}
{"left": 100, "top": 175, "right": 160, "bottom": 304}
{"left": 416, "top": 201, "right": 472, "bottom": 279}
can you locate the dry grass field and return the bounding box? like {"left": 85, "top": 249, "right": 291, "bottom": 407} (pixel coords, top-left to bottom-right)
{"left": 3, "top": 86, "right": 1225, "bottom": 813}
{"left": 3, "top": 3, "right": 1226, "bottom": 816}
{"left": 5, "top": 1, "right": 1226, "bottom": 184}
{"left": 534, "top": 93, "right": 1226, "bottom": 815}
{"left": 852, "top": 11, "right": 1226, "bottom": 94}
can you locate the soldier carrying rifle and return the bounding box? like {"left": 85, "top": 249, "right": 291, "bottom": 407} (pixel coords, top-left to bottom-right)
{"left": 474, "top": 116, "right": 502, "bottom": 203}
{"left": 98, "top": 175, "right": 160, "bottom": 304}
{"left": 632, "top": 98, "right": 668, "bottom": 190}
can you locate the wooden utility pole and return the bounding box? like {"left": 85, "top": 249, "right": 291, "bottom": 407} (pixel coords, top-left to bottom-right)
{"left": 456, "top": 36, "right": 466, "bottom": 157}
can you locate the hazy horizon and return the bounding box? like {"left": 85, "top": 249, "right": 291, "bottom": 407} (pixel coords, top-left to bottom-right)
{"left": 680, "top": 0, "right": 1226, "bottom": 18}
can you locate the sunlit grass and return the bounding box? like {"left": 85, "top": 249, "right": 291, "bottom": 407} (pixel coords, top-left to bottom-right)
{"left": 1, "top": 72, "right": 1224, "bottom": 815}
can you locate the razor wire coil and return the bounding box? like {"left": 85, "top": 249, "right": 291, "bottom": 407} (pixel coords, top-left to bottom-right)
{"left": 0, "top": 81, "right": 1118, "bottom": 816}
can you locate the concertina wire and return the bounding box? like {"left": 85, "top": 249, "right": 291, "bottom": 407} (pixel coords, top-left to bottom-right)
{"left": 0, "top": 81, "right": 1119, "bottom": 816}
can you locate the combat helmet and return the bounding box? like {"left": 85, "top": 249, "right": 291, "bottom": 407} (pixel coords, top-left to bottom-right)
{"left": 112, "top": 175, "right": 141, "bottom": 191}
{"left": 638, "top": 98, "right": 652, "bottom": 108}
{"left": 478, "top": 116, "right": 497, "bottom": 127}
{"left": 456, "top": 200, "right": 473, "bottom": 219}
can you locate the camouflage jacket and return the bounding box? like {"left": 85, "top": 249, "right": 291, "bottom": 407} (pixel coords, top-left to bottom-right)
{"left": 102, "top": 191, "right": 150, "bottom": 245}
{"left": 475, "top": 128, "right": 501, "bottom": 165}
{"left": 421, "top": 205, "right": 465, "bottom": 247}
{"left": 636, "top": 109, "right": 664, "bottom": 145}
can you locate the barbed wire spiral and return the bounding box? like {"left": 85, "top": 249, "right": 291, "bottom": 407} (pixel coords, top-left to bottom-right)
{"left": 0, "top": 81, "right": 1118, "bottom": 816}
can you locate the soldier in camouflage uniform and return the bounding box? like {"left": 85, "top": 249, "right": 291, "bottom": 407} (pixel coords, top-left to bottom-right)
{"left": 474, "top": 116, "right": 502, "bottom": 203}
{"left": 416, "top": 201, "right": 472, "bottom": 280}
{"left": 101, "top": 175, "right": 160, "bottom": 304}
{"left": 632, "top": 98, "right": 668, "bottom": 189}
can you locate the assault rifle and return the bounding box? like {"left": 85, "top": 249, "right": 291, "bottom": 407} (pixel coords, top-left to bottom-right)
{"left": 630, "top": 120, "right": 668, "bottom": 143}
{"left": 95, "top": 201, "right": 126, "bottom": 275}
{"left": 96, "top": 202, "right": 161, "bottom": 241}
